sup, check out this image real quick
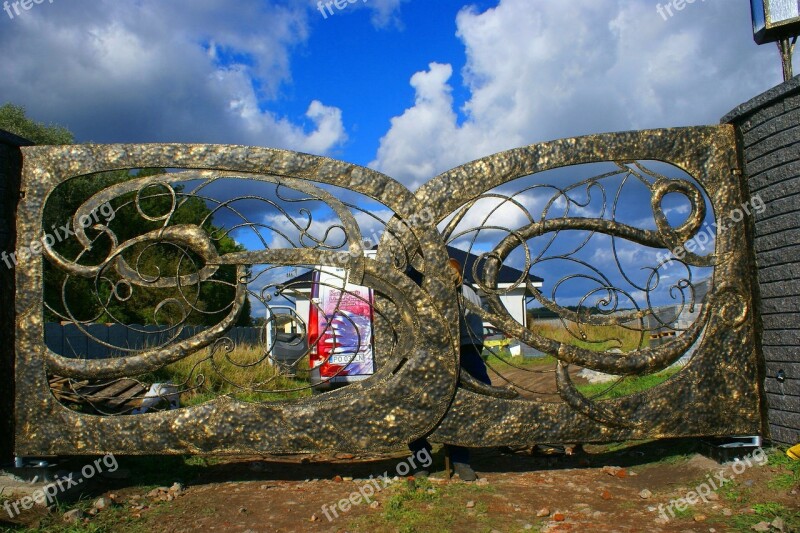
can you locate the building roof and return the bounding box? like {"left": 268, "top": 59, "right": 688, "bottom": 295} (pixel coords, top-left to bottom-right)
{"left": 282, "top": 245, "right": 543, "bottom": 293}
{"left": 446, "top": 245, "right": 543, "bottom": 287}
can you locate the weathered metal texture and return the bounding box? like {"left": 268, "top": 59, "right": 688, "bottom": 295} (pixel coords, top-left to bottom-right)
{"left": 14, "top": 126, "right": 764, "bottom": 455}
{"left": 422, "top": 126, "right": 763, "bottom": 444}
{"left": 16, "top": 145, "right": 459, "bottom": 455}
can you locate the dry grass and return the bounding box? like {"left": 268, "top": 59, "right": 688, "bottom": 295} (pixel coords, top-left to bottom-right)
{"left": 529, "top": 320, "right": 647, "bottom": 352}
{"left": 147, "top": 321, "right": 646, "bottom": 406}
{"left": 148, "top": 345, "right": 312, "bottom": 405}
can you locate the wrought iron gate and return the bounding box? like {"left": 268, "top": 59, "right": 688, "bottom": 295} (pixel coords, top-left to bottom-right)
{"left": 13, "top": 125, "right": 765, "bottom": 456}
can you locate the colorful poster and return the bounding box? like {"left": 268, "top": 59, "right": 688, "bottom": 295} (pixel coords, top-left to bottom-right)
{"left": 316, "top": 267, "right": 375, "bottom": 377}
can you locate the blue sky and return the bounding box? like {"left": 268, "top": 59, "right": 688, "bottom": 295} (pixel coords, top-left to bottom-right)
{"left": 1, "top": 0, "right": 794, "bottom": 317}
{"left": 290, "top": 0, "right": 497, "bottom": 166}
{"left": 1, "top": 0, "right": 791, "bottom": 177}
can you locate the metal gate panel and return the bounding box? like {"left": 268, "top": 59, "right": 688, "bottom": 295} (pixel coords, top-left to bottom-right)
{"left": 13, "top": 126, "right": 764, "bottom": 455}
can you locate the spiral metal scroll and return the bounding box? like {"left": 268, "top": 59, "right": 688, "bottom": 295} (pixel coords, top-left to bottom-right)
{"left": 13, "top": 126, "right": 764, "bottom": 456}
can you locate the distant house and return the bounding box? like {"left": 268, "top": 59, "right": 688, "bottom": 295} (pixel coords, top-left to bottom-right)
{"left": 282, "top": 246, "right": 544, "bottom": 331}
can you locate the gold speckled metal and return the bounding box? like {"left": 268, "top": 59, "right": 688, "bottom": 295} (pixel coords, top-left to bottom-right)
{"left": 14, "top": 126, "right": 764, "bottom": 455}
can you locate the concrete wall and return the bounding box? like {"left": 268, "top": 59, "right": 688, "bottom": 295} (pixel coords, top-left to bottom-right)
{"left": 0, "top": 130, "right": 32, "bottom": 465}
{"left": 723, "top": 76, "right": 800, "bottom": 445}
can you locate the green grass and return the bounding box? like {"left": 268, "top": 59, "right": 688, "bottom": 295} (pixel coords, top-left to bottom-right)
{"left": 728, "top": 501, "right": 799, "bottom": 532}
{"left": 767, "top": 473, "right": 797, "bottom": 491}
{"left": 716, "top": 448, "right": 800, "bottom": 532}
{"left": 766, "top": 447, "right": 800, "bottom": 490}
{"left": 575, "top": 367, "right": 682, "bottom": 399}
{"left": 752, "top": 502, "right": 786, "bottom": 516}
{"left": 383, "top": 479, "right": 438, "bottom": 526}
{"left": 8, "top": 496, "right": 156, "bottom": 533}
{"left": 670, "top": 505, "right": 695, "bottom": 520}
{"left": 719, "top": 479, "right": 745, "bottom": 503}
{"left": 348, "top": 477, "right": 497, "bottom": 533}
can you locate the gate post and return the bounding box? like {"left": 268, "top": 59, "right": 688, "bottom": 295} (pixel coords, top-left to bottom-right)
{"left": 723, "top": 77, "right": 800, "bottom": 445}
{"left": 0, "top": 130, "right": 33, "bottom": 465}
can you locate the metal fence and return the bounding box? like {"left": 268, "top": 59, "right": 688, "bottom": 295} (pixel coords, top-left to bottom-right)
{"left": 44, "top": 323, "right": 262, "bottom": 359}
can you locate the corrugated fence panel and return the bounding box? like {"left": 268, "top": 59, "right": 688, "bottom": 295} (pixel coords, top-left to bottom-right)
{"left": 44, "top": 323, "right": 263, "bottom": 359}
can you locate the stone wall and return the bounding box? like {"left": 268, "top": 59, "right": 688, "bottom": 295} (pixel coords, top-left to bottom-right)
{"left": 723, "top": 76, "right": 800, "bottom": 445}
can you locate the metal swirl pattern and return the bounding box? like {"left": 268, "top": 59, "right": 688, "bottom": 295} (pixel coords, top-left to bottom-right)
{"left": 13, "top": 126, "right": 764, "bottom": 455}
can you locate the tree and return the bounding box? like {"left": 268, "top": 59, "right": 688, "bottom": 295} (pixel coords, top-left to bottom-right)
{"left": 0, "top": 103, "right": 74, "bottom": 145}
{"left": 3, "top": 104, "right": 252, "bottom": 327}
{"left": 43, "top": 169, "right": 253, "bottom": 328}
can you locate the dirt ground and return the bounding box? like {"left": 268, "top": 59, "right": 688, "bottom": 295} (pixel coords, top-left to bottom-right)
{"left": 1, "top": 439, "right": 798, "bottom": 533}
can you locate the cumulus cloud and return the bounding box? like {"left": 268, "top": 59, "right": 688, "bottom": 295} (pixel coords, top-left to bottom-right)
{"left": 0, "top": 0, "right": 346, "bottom": 153}
{"left": 370, "top": 62, "right": 461, "bottom": 189}
{"left": 370, "top": 0, "right": 786, "bottom": 188}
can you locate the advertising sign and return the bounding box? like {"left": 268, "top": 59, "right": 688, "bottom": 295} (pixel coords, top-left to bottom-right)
{"left": 309, "top": 264, "right": 375, "bottom": 382}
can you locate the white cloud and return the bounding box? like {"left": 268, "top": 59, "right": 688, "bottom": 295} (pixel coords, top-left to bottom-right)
{"left": 664, "top": 203, "right": 691, "bottom": 216}
{"left": 260, "top": 207, "right": 396, "bottom": 251}
{"left": 439, "top": 191, "right": 544, "bottom": 245}
{"left": 363, "top": 0, "right": 410, "bottom": 28}
{"left": 370, "top": 63, "right": 462, "bottom": 190}
{"left": 0, "top": 0, "right": 346, "bottom": 154}
{"left": 371, "top": 0, "right": 787, "bottom": 188}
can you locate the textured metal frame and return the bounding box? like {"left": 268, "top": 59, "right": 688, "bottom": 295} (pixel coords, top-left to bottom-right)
{"left": 422, "top": 126, "right": 764, "bottom": 445}
{"left": 14, "top": 126, "right": 765, "bottom": 456}
{"left": 15, "top": 145, "right": 459, "bottom": 455}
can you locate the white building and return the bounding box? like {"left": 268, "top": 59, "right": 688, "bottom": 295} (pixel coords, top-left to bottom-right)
{"left": 284, "top": 246, "right": 544, "bottom": 333}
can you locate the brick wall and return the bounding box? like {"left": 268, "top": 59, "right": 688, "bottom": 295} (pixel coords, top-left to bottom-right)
{"left": 0, "top": 130, "right": 32, "bottom": 464}
{"left": 723, "top": 76, "right": 800, "bottom": 445}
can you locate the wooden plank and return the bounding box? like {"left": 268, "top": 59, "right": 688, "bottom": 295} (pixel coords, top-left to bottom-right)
{"left": 49, "top": 375, "right": 153, "bottom": 412}
{"left": 85, "top": 379, "right": 141, "bottom": 402}
{"left": 107, "top": 382, "right": 148, "bottom": 408}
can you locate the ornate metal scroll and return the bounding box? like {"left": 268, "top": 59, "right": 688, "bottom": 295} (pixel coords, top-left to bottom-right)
{"left": 16, "top": 145, "right": 460, "bottom": 455}
{"left": 14, "top": 126, "right": 764, "bottom": 456}
{"left": 419, "top": 126, "right": 763, "bottom": 445}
